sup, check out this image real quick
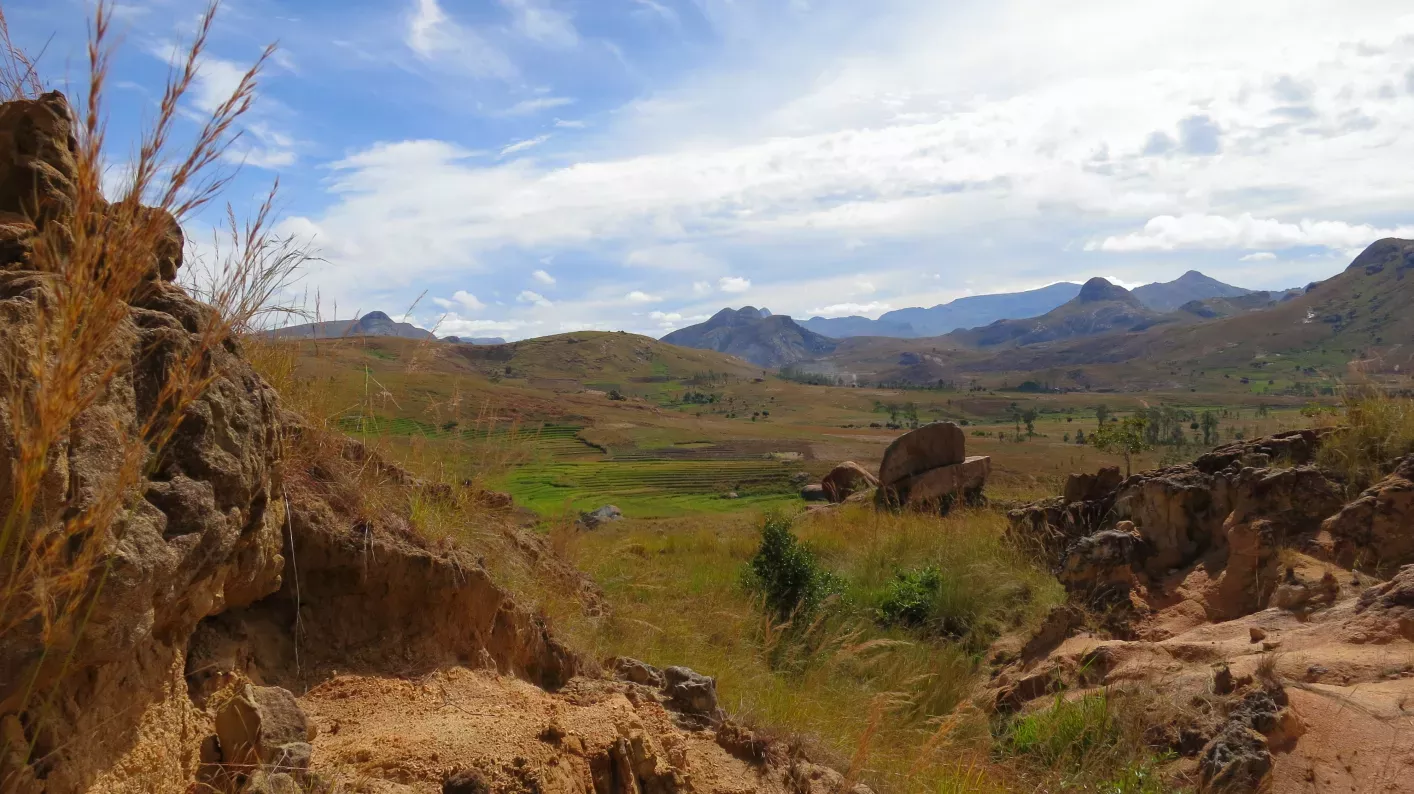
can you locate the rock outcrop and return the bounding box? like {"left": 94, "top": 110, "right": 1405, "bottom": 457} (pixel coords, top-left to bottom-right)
{"left": 0, "top": 92, "right": 286, "bottom": 792}
{"left": 820, "top": 461, "right": 877, "bottom": 503}
{"left": 1319, "top": 455, "right": 1414, "bottom": 574}
{"left": 995, "top": 429, "right": 1414, "bottom": 793}
{"left": 875, "top": 422, "right": 991, "bottom": 511}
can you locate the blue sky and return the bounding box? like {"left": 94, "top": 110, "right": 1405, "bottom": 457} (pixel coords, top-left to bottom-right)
{"left": 15, "top": 0, "right": 1414, "bottom": 339}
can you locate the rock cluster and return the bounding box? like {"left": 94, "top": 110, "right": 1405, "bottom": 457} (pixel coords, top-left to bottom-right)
{"left": 805, "top": 422, "right": 992, "bottom": 512}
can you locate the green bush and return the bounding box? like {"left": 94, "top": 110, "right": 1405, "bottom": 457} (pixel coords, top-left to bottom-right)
{"left": 748, "top": 513, "right": 840, "bottom": 621}
{"left": 878, "top": 566, "right": 941, "bottom": 627}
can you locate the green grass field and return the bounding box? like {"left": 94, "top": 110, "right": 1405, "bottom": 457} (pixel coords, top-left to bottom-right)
{"left": 499, "top": 458, "right": 803, "bottom": 517}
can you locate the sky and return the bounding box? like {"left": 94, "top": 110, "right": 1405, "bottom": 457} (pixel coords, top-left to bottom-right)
{"left": 14, "top": 0, "right": 1414, "bottom": 340}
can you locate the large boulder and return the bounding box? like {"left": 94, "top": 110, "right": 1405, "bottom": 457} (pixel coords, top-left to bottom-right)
{"left": 211, "top": 683, "right": 314, "bottom": 774}
{"left": 821, "top": 461, "right": 878, "bottom": 503}
{"left": 580, "top": 504, "right": 623, "bottom": 529}
{"left": 884, "top": 455, "right": 991, "bottom": 511}
{"left": 1320, "top": 456, "right": 1414, "bottom": 574}
{"left": 877, "top": 422, "right": 966, "bottom": 487}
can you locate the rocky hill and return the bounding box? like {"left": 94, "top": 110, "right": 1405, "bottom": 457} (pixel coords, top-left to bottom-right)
{"left": 1131, "top": 270, "right": 1253, "bottom": 312}
{"left": 263, "top": 311, "right": 504, "bottom": 344}
{"left": 661, "top": 306, "right": 837, "bottom": 368}
{"left": 947, "top": 277, "right": 1168, "bottom": 348}
{"left": 873, "top": 281, "right": 1084, "bottom": 337}
{"left": 797, "top": 313, "right": 918, "bottom": 338}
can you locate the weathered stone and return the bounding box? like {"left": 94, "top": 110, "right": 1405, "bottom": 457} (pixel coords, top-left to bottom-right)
{"left": 1057, "top": 526, "right": 1146, "bottom": 596}
{"left": 800, "top": 483, "right": 828, "bottom": 502}
{"left": 213, "top": 683, "right": 314, "bottom": 771}
{"left": 1321, "top": 457, "right": 1414, "bottom": 574}
{"left": 610, "top": 656, "right": 665, "bottom": 688}
{"left": 821, "top": 461, "right": 878, "bottom": 503}
{"left": 886, "top": 455, "right": 990, "bottom": 510}
{"left": 1063, "top": 466, "right": 1123, "bottom": 503}
{"left": 663, "top": 666, "right": 722, "bottom": 721}
{"left": 877, "top": 422, "right": 966, "bottom": 486}
{"left": 1198, "top": 723, "right": 1272, "bottom": 793}
{"left": 580, "top": 504, "right": 623, "bottom": 529}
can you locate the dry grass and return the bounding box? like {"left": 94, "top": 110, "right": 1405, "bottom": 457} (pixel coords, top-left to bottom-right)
{"left": 550, "top": 504, "right": 1067, "bottom": 792}
{"left": 0, "top": 0, "right": 299, "bottom": 772}
{"left": 1316, "top": 388, "right": 1414, "bottom": 494}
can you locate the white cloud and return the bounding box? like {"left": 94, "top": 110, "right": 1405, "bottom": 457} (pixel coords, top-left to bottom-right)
{"left": 501, "top": 96, "right": 575, "bottom": 116}
{"left": 692, "top": 281, "right": 712, "bottom": 296}
{"left": 626, "top": 290, "right": 662, "bottom": 303}
{"left": 500, "top": 134, "right": 552, "bottom": 157}
{"left": 807, "top": 301, "right": 892, "bottom": 318}
{"left": 406, "top": 0, "right": 515, "bottom": 79}
{"left": 432, "top": 290, "right": 486, "bottom": 312}
{"left": 532, "top": 269, "right": 556, "bottom": 285}
{"left": 1240, "top": 251, "right": 1278, "bottom": 261}
{"left": 518, "top": 290, "right": 553, "bottom": 307}
{"left": 554, "top": 118, "right": 586, "bottom": 129}
{"left": 718, "top": 276, "right": 751, "bottom": 293}
{"left": 853, "top": 279, "right": 876, "bottom": 294}
{"left": 500, "top": 0, "right": 579, "bottom": 48}
{"left": 1090, "top": 214, "right": 1414, "bottom": 253}
{"left": 649, "top": 310, "right": 682, "bottom": 321}
{"left": 438, "top": 315, "right": 540, "bottom": 336}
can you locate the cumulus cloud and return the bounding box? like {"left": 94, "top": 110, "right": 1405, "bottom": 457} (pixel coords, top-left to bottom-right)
{"left": 692, "top": 281, "right": 713, "bottom": 296}
{"left": 438, "top": 315, "right": 540, "bottom": 336}
{"left": 1089, "top": 214, "right": 1414, "bottom": 253}
{"left": 432, "top": 290, "right": 486, "bottom": 312}
{"left": 625, "top": 290, "right": 661, "bottom": 303}
{"left": 1240, "top": 251, "right": 1277, "bottom": 262}
{"left": 807, "top": 301, "right": 892, "bottom": 318}
{"left": 532, "top": 269, "right": 556, "bottom": 285}
{"left": 518, "top": 290, "right": 553, "bottom": 307}
{"left": 718, "top": 276, "right": 751, "bottom": 293}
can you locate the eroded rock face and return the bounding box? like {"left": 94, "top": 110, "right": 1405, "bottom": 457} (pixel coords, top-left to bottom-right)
{"left": 821, "top": 461, "right": 878, "bottom": 503}
{"left": 0, "top": 96, "right": 284, "bottom": 792}
{"left": 1063, "top": 466, "right": 1122, "bottom": 504}
{"left": 1321, "top": 457, "right": 1414, "bottom": 574}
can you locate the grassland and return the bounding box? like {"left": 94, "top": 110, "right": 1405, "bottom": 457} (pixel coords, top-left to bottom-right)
{"left": 252, "top": 330, "right": 1379, "bottom": 792}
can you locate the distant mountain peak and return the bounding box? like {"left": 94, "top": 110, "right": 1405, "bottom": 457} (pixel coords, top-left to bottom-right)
{"left": 1131, "top": 271, "right": 1252, "bottom": 312}
{"left": 1077, "top": 277, "right": 1134, "bottom": 303}
{"left": 361, "top": 310, "right": 392, "bottom": 322}
{"left": 663, "top": 306, "right": 836, "bottom": 367}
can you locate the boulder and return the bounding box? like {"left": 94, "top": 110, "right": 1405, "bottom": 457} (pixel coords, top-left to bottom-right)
{"left": 580, "top": 505, "right": 623, "bottom": 529}
{"left": 213, "top": 683, "right": 314, "bottom": 773}
{"left": 1063, "top": 466, "right": 1123, "bottom": 503}
{"left": 877, "top": 422, "right": 966, "bottom": 487}
{"left": 1198, "top": 724, "right": 1272, "bottom": 792}
{"left": 663, "top": 666, "right": 722, "bottom": 721}
{"left": 1320, "top": 456, "right": 1414, "bottom": 574}
{"left": 883, "top": 455, "right": 991, "bottom": 510}
{"left": 1354, "top": 564, "right": 1414, "bottom": 640}
{"left": 1206, "top": 517, "right": 1280, "bottom": 620}
{"left": 821, "top": 461, "right": 878, "bottom": 503}
{"left": 1057, "top": 523, "right": 1146, "bottom": 596}
{"left": 800, "top": 484, "right": 828, "bottom": 502}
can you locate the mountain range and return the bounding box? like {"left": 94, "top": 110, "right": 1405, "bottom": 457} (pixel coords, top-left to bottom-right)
{"left": 796, "top": 270, "right": 1266, "bottom": 339}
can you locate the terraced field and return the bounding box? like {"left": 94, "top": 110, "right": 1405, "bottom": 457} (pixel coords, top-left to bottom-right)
{"left": 499, "top": 458, "right": 804, "bottom": 518}
{"left": 336, "top": 416, "right": 594, "bottom": 457}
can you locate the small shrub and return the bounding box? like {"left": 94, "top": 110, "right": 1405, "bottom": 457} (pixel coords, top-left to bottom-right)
{"left": 747, "top": 513, "right": 840, "bottom": 622}
{"left": 877, "top": 566, "right": 940, "bottom": 628}
{"left": 1317, "top": 391, "right": 1414, "bottom": 493}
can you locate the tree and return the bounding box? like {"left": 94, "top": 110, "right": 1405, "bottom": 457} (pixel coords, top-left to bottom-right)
{"left": 1091, "top": 416, "right": 1152, "bottom": 477}
{"left": 1095, "top": 403, "right": 1112, "bottom": 429}
{"left": 1200, "top": 411, "right": 1219, "bottom": 446}
{"left": 1022, "top": 408, "right": 1038, "bottom": 438}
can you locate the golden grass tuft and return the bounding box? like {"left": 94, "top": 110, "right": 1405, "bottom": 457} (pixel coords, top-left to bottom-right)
{"left": 1316, "top": 388, "right": 1414, "bottom": 494}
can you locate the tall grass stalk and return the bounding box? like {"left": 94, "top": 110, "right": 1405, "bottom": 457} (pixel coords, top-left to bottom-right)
{"left": 0, "top": 0, "right": 291, "bottom": 770}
